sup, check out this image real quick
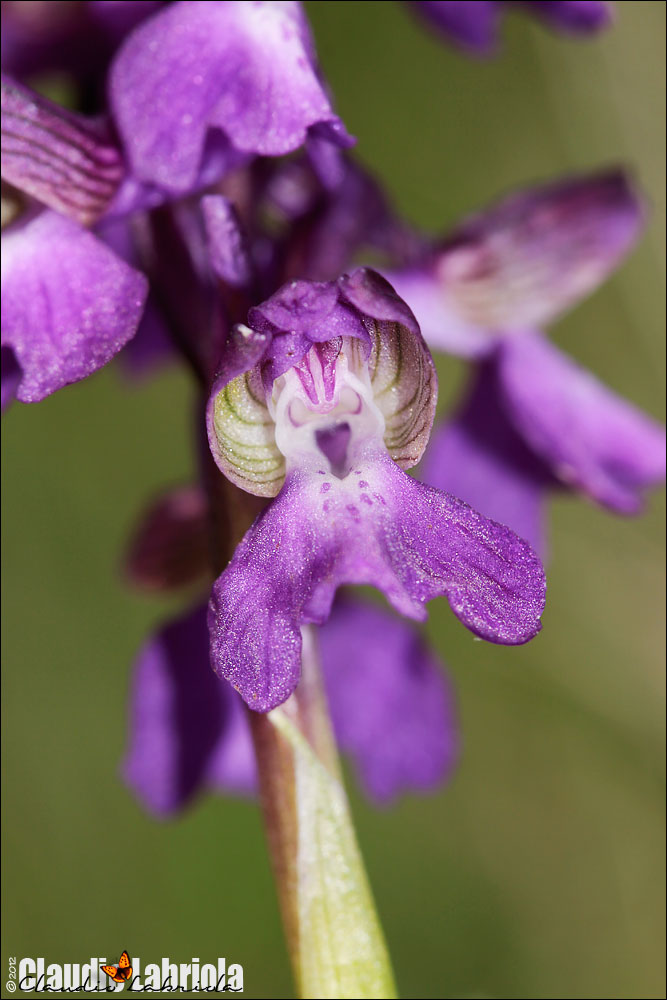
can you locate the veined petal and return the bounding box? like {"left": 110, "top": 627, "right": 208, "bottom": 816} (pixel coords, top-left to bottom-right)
{"left": 436, "top": 169, "right": 643, "bottom": 332}
{"left": 1, "top": 74, "right": 123, "bottom": 225}
{"left": 423, "top": 361, "right": 557, "bottom": 555}
{"left": 320, "top": 597, "right": 458, "bottom": 803}
{"left": 499, "top": 333, "right": 666, "bottom": 512}
{"left": 124, "top": 604, "right": 256, "bottom": 817}
{"left": 383, "top": 266, "right": 495, "bottom": 359}
{"left": 366, "top": 317, "right": 437, "bottom": 469}
{"left": 209, "top": 450, "right": 545, "bottom": 711}
{"left": 109, "top": 0, "right": 353, "bottom": 194}
{"left": 1, "top": 210, "right": 147, "bottom": 402}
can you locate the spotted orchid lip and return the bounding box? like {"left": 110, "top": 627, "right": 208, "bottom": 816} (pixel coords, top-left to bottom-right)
{"left": 202, "top": 276, "right": 545, "bottom": 715}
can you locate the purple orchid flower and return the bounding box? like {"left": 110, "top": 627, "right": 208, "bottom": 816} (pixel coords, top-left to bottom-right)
{"left": 108, "top": 0, "right": 353, "bottom": 198}
{"left": 1, "top": 74, "right": 148, "bottom": 406}
{"left": 386, "top": 170, "right": 666, "bottom": 553}
{"left": 206, "top": 268, "right": 546, "bottom": 712}
{"left": 408, "top": 1, "right": 611, "bottom": 55}
{"left": 124, "top": 597, "right": 458, "bottom": 816}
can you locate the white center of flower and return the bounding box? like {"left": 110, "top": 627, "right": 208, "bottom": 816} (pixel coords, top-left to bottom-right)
{"left": 269, "top": 338, "right": 385, "bottom": 477}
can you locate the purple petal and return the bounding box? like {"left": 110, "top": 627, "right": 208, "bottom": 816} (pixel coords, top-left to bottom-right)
{"left": 383, "top": 265, "right": 496, "bottom": 358}
{"left": 339, "top": 267, "right": 422, "bottom": 338}
{"left": 306, "top": 129, "right": 348, "bottom": 192}
{"left": 518, "top": 2, "right": 612, "bottom": 33}
{"left": 246, "top": 277, "right": 369, "bottom": 386}
{"left": 435, "top": 169, "right": 644, "bottom": 332}
{"left": 124, "top": 604, "right": 256, "bottom": 817}
{"left": 1, "top": 74, "right": 123, "bottom": 225}
{"left": 423, "top": 361, "right": 557, "bottom": 556}
{"left": 109, "top": 0, "right": 353, "bottom": 194}
{"left": 1, "top": 210, "right": 147, "bottom": 402}
{"left": 409, "top": 2, "right": 500, "bottom": 54}
{"left": 499, "top": 333, "right": 666, "bottom": 512}
{"left": 202, "top": 194, "right": 253, "bottom": 288}
{"left": 209, "top": 451, "right": 545, "bottom": 711}
{"left": 228, "top": 268, "right": 425, "bottom": 387}
{"left": 320, "top": 597, "right": 458, "bottom": 803}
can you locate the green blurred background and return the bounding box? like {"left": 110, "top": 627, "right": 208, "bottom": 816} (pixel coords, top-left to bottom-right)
{"left": 2, "top": 2, "right": 665, "bottom": 997}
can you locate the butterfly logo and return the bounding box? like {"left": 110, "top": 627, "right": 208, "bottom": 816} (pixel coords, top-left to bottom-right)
{"left": 101, "top": 951, "right": 133, "bottom": 985}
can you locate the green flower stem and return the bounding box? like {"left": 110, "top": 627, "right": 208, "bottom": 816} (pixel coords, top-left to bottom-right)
{"left": 247, "top": 626, "right": 398, "bottom": 999}
{"left": 201, "top": 431, "right": 396, "bottom": 998}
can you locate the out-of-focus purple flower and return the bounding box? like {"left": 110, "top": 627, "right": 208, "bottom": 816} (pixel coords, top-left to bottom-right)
{"left": 390, "top": 170, "right": 643, "bottom": 355}
{"left": 388, "top": 170, "right": 665, "bottom": 543}
{"left": 321, "top": 596, "right": 458, "bottom": 803}
{"left": 1, "top": 75, "right": 147, "bottom": 404}
{"left": 407, "top": 1, "right": 611, "bottom": 55}
{"left": 409, "top": 1, "right": 500, "bottom": 53}
{"left": 498, "top": 332, "right": 666, "bottom": 512}
{"left": 125, "top": 484, "right": 211, "bottom": 592}
{"left": 109, "top": 0, "right": 353, "bottom": 197}
{"left": 124, "top": 598, "right": 458, "bottom": 816}
{"left": 124, "top": 604, "right": 256, "bottom": 816}
{"left": 206, "top": 269, "right": 545, "bottom": 712}
{"left": 1, "top": 1, "right": 163, "bottom": 100}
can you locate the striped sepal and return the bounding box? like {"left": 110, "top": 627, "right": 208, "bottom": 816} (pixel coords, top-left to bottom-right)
{"left": 1, "top": 75, "right": 123, "bottom": 226}
{"left": 210, "top": 366, "right": 285, "bottom": 497}
{"left": 366, "top": 320, "right": 437, "bottom": 469}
